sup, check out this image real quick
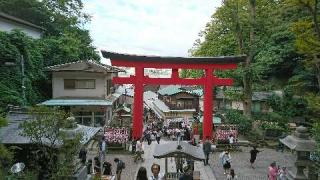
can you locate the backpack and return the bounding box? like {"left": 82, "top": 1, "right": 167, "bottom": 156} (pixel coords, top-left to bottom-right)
{"left": 119, "top": 160, "right": 125, "bottom": 169}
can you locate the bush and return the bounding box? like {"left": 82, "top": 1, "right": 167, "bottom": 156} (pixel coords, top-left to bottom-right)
{"left": 225, "top": 110, "right": 252, "bottom": 135}
{"left": 260, "top": 121, "right": 284, "bottom": 131}
{"left": 246, "top": 130, "right": 263, "bottom": 142}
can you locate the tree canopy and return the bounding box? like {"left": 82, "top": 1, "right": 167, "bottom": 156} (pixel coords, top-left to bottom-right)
{"left": 190, "top": 0, "right": 320, "bottom": 157}
{"left": 0, "top": 0, "right": 100, "bottom": 112}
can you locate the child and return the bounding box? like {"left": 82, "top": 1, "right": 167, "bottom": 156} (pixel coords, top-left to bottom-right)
{"left": 278, "top": 166, "right": 288, "bottom": 180}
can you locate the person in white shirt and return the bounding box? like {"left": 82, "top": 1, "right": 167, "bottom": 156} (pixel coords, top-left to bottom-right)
{"left": 228, "top": 135, "right": 235, "bottom": 144}
{"left": 149, "top": 164, "right": 164, "bottom": 180}
{"left": 135, "top": 139, "right": 144, "bottom": 162}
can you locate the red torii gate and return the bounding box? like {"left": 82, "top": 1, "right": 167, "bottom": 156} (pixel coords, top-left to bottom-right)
{"left": 102, "top": 51, "right": 245, "bottom": 140}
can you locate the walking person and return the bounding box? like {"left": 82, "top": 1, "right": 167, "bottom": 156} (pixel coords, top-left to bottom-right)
{"left": 100, "top": 137, "right": 107, "bottom": 162}
{"left": 136, "top": 166, "right": 148, "bottom": 180}
{"left": 249, "top": 146, "right": 262, "bottom": 168}
{"left": 78, "top": 146, "right": 87, "bottom": 164}
{"left": 102, "top": 161, "right": 112, "bottom": 176}
{"left": 226, "top": 169, "right": 238, "bottom": 180}
{"left": 221, "top": 150, "right": 232, "bottom": 175}
{"left": 278, "top": 166, "right": 288, "bottom": 180}
{"left": 146, "top": 131, "right": 152, "bottom": 145}
{"left": 149, "top": 163, "right": 164, "bottom": 180}
{"left": 228, "top": 134, "right": 235, "bottom": 149}
{"left": 268, "top": 162, "right": 278, "bottom": 180}
{"left": 94, "top": 156, "right": 101, "bottom": 175}
{"left": 135, "top": 139, "right": 144, "bottom": 162}
{"left": 203, "top": 137, "right": 212, "bottom": 166}
{"left": 114, "top": 158, "right": 125, "bottom": 180}
{"left": 132, "top": 139, "right": 137, "bottom": 154}
{"left": 156, "top": 130, "right": 161, "bottom": 144}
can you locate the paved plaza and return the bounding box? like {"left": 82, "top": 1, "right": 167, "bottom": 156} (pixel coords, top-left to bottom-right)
{"left": 210, "top": 146, "right": 296, "bottom": 180}
{"left": 88, "top": 140, "right": 296, "bottom": 180}
{"left": 88, "top": 139, "right": 216, "bottom": 180}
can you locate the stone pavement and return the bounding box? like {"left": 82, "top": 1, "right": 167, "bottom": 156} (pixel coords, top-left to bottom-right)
{"left": 209, "top": 146, "right": 296, "bottom": 180}
{"left": 87, "top": 139, "right": 217, "bottom": 180}
{"left": 139, "top": 139, "right": 216, "bottom": 180}
{"left": 87, "top": 140, "right": 297, "bottom": 180}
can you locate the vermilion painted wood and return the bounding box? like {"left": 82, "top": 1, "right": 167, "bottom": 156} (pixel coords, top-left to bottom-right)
{"left": 111, "top": 59, "right": 238, "bottom": 69}
{"left": 203, "top": 69, "right": 213, "bottom": 140}
{"left": 112, "top": 76, "right": 234, "bottom": 85}
{"left": 108, "top": 55, "right": 243, "bottom": 140}
{"left": 132, "top": 67, "right": 144, "bottom": 139}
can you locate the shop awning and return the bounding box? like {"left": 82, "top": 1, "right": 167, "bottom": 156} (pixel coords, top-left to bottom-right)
{"left": 199, "top": 116, "right": 221, "bottom": 124}
{"left": 40, "top": 99, "right": 113, "bottom": 106}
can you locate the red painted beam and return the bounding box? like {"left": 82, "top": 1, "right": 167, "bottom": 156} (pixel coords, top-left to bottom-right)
{"left": 113, "top": 76, "right": 234, "bottom": 86}
{"left": 112, "top": 76, "right": 135, "bottom": 84}
{"left": 212, "top": 77, "right": 234, "bottom": 86}
{"left": 144, "top": 77, "right": 206, "bottom": 85}
{"left": 111, "top": 59, "right": 238, "bottom": 70}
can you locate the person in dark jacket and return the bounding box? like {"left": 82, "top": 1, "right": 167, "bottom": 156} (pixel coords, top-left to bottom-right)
{"left": 202, "top": 137, "right": 212, "bottom": 166}
{"left": 94, "top": 156, "right": 101, "bottom": 174}
{"left": 250, "top": 146, "right": 262, "bottom": 168}
{"left": 103, "top": 161, "right": 112, "bottom": 175}
{"left": 132, "top": 139, "right": 137, "bottom": 153}
{"left": 79, "top": 147, "right": 87, "bottom": 164}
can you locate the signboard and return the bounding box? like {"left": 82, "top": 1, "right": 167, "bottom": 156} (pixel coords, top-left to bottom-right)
{"left": 104, "top": 127, "right": 129, "bottom": 143}
{"left": 216, "top": 125, "right": 238, "bottom": 140}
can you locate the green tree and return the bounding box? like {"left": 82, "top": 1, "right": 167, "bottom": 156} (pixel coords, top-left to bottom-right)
{"left": 0, "top": 0, "right": 100, "bottom": 111}
{"left": 20, "top": 106, "right": 82, "bottom": 178}
{"left": 288, "top": 0, "right": 320, "bottom": 92}
{"left": 190, "top": 0, "right": 311, "bottom": 119}
{"left": 0, "top": 115, "right": 13, "bottom": 177}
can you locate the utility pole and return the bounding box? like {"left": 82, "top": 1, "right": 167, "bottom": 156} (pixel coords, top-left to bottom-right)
{"left": 21, "top": 55, "right": 26, "bottom": 107}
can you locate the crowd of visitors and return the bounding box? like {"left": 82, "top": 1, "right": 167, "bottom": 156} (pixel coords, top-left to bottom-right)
{"left": 78, "top": 107, "right": 291, "bottom": 180}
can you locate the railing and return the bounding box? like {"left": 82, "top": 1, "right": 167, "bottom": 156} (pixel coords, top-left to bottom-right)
{"left": 165, "top": 172, "right": 183, "bottom": 180}
{"left": 236, "top": 175, "right": 268, "bottom": 180}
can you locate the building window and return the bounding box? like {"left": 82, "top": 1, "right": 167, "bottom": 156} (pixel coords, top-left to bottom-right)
{"left": 185, "top": 101, "right": 193, "bottom": 109}
{"left": 177, "top": 101, "right": 183, "bottom": 108}
{"left": 64, "top": 79, "right": 95, "bottom": 89}
{"left": 106, "top": 79, "right": 113, "bottom": 95}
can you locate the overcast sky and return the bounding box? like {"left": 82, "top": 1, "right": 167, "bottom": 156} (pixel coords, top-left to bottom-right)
{"left": 83, "top": 0, "right": 222, "bottom": 64}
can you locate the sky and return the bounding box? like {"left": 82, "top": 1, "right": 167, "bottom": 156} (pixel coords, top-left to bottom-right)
{"left": 83, "top": 0, "right": 222, "bottom": 64}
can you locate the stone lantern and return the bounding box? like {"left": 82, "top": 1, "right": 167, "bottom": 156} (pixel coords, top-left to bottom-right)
{"left": 280, "top": 126, "right": 317, "bottom": 180}
{"left": 59, "top": 116, "right": 83, "bottom": 177}
{"left": 60, "top": 116, "right": 81, "bottom": 140}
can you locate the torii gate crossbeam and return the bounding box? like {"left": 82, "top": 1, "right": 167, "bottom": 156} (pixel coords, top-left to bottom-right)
{"left": 102, "top": 51, "right": 245, "bottom": 140}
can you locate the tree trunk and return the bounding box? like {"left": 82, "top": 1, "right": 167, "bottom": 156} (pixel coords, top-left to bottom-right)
{"left": 243, "top": 0, "right": 256, "bottom": 118}
{"left": 234, "top": 0, "right": 244, "bottom": 54}
{"left": 315, "top": 59, "right": 320, "bottom": 92}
